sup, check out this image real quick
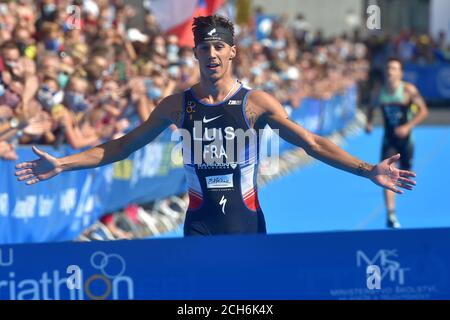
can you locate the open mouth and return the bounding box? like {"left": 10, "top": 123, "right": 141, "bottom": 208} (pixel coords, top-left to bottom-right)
{"left": 206, "top": 62, "right": 220, "bottom": 69}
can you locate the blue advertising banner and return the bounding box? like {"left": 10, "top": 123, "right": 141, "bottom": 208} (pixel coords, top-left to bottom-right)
{"left": 0, "top": 132, "right": 186, "bottom": 244}
{"left": 403, "top": 62, "right": 450, "bottom": 101}
{"left": 267, "top": 86, "right": 357, "bottom": 155}
{"left": 0, "top": 227, "right": 448, "bottom": 299}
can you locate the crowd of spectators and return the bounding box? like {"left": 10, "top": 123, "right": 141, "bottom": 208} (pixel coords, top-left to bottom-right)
{"left": 0, "top": 0, "right": 198, "bottom": 161}
{"left": 1, "top": 1, "right": 449, "bottom": 163}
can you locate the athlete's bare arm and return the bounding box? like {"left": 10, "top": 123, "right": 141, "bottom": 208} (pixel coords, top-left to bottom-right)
{"left": 15, "top": 93, "right": 184, "bottom": 185}
{"left": 403, "top": 83, "right": 429, "bottom": 129}
{"left": 391, "top": 83, "right": 429, "bottom": 139}
{"left": 246, "top": 90, "right": 416, "bottom": 194}
{"left": 365, "top": 85, "right": 381, "bottom": 133}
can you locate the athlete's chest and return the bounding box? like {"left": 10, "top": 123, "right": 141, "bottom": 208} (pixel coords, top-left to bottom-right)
{"left": 379, "top": 86, "right": 411, "bottom": 107}
{"left": 180, "top": 91, "right": 258, "bottom": 165}
{"left": 182, "top": 89, "right": 250, "bottom": 133}
{"left": 379, "top": 90, "right": 411, "bottom": 119}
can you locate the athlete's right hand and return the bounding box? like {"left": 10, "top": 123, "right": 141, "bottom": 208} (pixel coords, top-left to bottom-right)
{"left": 365, "top": 123, "right": 373, "bottom": 134}
{"left": 15, "top": 146, "right": 63, "bottom": 185}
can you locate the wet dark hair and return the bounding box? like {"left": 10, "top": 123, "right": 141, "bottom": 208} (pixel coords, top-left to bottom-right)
{"left": 386, "top": 57, "right": 403, "bottom": 69}
{"left": 192, "top": 15, "right": 235, "bottom": 38}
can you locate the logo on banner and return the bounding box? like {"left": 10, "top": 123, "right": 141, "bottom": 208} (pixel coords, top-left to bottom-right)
{"left": 0, "top": 248, "right": 134, "bottom": 300}
{"left": 357, "top": 249, "right": 409, "bottom": 286}
{"left": 0, "top": 248, "right": 13, "bottom": 267}
{"left": 67, "top": 251, "right": 135, "bottom": 300}
{"left": 437, "top": 67, "right": 450, "bottom": 98}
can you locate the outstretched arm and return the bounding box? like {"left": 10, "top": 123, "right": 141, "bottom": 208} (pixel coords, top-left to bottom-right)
{"left": 249, "top": 91, "right": 416, "bottom": 194}
{"left": 15, "top": 94, "right": 182, "bottom": 185}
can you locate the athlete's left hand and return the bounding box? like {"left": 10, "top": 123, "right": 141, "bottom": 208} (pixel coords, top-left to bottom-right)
{"left": 369, "top": 154, "right": 416, "bottom": 194}
{"left": 394, "top": 124, "right": 411, "bottom": 138}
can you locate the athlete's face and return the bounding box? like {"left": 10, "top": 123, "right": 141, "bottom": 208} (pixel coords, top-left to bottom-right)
{"left": 386, "top": 61, "right": 403, "bottom": 83}
{"left": 194, "top": 41, "right": 236, "bottom": 80}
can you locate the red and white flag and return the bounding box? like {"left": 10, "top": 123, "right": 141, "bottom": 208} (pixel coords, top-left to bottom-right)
{"left": 148, "top": 0, "right": 224, "bottom": 47}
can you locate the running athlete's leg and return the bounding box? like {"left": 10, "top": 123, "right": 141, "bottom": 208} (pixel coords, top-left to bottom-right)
{"left": 381, "top": 139, "right": 397, "bottom": 212}
{"left": 381, "top": 138, "right": 401, "bottom": 228}
{"left": 384, "top": 186, "right": 401, "bottom": 228}
{"left": 399, "top": 138, "right": 414, "bottom": 171}
{"left": 383, "top": 138, "right": 413, "bottom": 228}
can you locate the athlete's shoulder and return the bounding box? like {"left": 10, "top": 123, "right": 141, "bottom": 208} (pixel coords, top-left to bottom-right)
{"left": 403, "top": 82, "right": 420, "bottom": 94}
{"left": 246, "top": 90, "right": 288, "bottom": 127}
{"left": 247, "top": 89, "right": 281, "bottom": 110}
{"left": 153, "top": 91, "right": 185, "bottom": 126}
{"left": 159, "top": 91, "right": 185, "bottom": 106}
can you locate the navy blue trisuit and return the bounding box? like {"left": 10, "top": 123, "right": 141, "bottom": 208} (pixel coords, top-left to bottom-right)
{"left": 180, "top": 81, "right": 267, "bottom": 236}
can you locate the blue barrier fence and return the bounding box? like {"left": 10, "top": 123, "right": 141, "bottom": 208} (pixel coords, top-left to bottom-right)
{"left": 0, "top": 86, "right": 357, "bottom": 244}
{"left": 269, "top": 85, "right": 357, "bottom": 155}
{"left": 403, "top": 62, "right": 450, "bottom": 101}
{"left": 0, "top": 134, "right": 186, "bottom": 244}
{"left": 0, "top": 227, "right": 448, "bottom": 300}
